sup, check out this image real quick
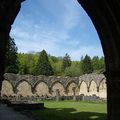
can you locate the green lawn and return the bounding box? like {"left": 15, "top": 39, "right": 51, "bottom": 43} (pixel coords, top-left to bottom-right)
{"left": 33, "top": 101, "right": 107, "bottom": 120}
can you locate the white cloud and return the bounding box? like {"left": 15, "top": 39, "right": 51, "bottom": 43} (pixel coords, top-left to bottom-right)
{"left": 62, "top": 0, "right": 82, "bottom": 29}
{"left": 70, "top": 46, "right": 103, "bottom": 60}
{"left": 10, "top": 0, "right": 103, "bottom": 60}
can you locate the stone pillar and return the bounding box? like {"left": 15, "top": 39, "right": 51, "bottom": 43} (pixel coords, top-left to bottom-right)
{"left": 72, "top": 87, "right": 76, "bottom": 101}
{"left": 105, "top": 71, "right": 120, "bottom": 120}
{"left": 97, "top": 86, "right": 99, "bottom": 97}
{"left": 55, "top": 89, "right": 60, "bottom": 101}
{"left": 87, "top": 86, "right": 89, "bottom": 96}
{"left": 0, "top": 29, "right": 10, "bottom": 96}
{"left": 0, "top": 0, "right": 24, "bottom": 101}
{"left": 77, "top": 1, "right": 120, "bottom": 119}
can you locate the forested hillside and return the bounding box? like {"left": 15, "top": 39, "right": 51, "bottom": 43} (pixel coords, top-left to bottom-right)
{"left": 6, "top": 37, "right": 105, "bottom": 76}
{"left": 17, "top": 52, "right": 105, "bottom": 76}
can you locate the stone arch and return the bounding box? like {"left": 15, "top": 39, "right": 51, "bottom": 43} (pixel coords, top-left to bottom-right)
{"left": 99, "top": 79, "right": 107, "bottom": 98}
{"left": 66, "top": 81, "right": 79, "bottom": 96}
{"left": 15, "top": 80, "right": 32, "bottom": 97}
{"left": 51, "top": 81, "right": 66, "bottom": 96}
{"left": 89, "top": 80, "right": 98, "bottom": 96}
{"left": 1, "top": 80, "right": 14, "bottom": 96}
{"left": 77, "top": 1, "right": 120, "bottom": 119}
{"left": 34, "top": 81, "right": 50, "bottom": 97}
{"left": 79, "top": 81, "right": 88, "bottom": 96}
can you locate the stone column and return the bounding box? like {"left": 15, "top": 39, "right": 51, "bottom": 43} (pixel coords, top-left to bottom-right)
{"left": 72, "top": 87, "right": 76, "bottom": 101}
{"left": 105, "top": 71, "right": 120, "bottom": 120}
{"left": 77, "top": 1, "right": 120, "bottom": 119}
{"left": 55, "top": 89, "right": 60, "bottom": 101}
{"left": 0, "top": 0, "right": 24, "bottom": 101}
{"left": 0, "top": 29, "right": 10, "bottom": 103}
{"left": 97, "top": 86, "right": 99, "bottom": 97}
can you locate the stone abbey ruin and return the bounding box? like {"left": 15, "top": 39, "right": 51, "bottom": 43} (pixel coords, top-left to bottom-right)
{"left": 1, "top": 73, "right": 107, "bottom": 100}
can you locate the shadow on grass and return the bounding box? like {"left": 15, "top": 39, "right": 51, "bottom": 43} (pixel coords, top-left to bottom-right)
{"left": 34, "top": 108, "right": 107, "bottom": 120}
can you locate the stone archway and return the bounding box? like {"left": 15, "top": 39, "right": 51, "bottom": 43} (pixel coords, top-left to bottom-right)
{"left": 79, "top": 81, "right": 88, "bottom": 96}
{"left": 99, "top": 79, "right": 107, "bottom": 99}
{"left": 66, "top": 82, "right": 78, "bottom": 96}
{"left": 34, "top": 82, "right": 50, "bottom": 97}
{"left": 16, "top": 81, "right": 32, "bottom": 97}
{"left": 89, "top": 81, "right": 98, "bottom": 96}
{"left": 77, "top": 1, "right": 120, "bottom": 119}
{"left": 51, "top": 82, "right": 66, "bottom": 96}
{"left": 1, "top": 80, "right": 14, "bottom": 96}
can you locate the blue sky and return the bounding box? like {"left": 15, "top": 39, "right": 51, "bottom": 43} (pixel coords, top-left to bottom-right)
{"left": 10, "top": 0, "right": 103, "bottom": 60}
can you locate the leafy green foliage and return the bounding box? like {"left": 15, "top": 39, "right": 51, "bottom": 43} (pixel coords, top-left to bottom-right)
{"left": 17, "top": 53, "right": 39, "bottom": 74}
{"left": 5, "top": 37, "right": 19, "bottom": 73}
{"left": 99, "top": 57, "right": 105, "bottom": 72}
{"left": 17, "top": 51, "right": 105, "bottom": 76}
{"left": 81, "top": 55, "right": 93, "bottom": 74}
{"left": 49, "top": 57, "right": 63, "bottom": 76}
{"left": 92, "top": 56, "right": 105, "bottom": 73}
{"left": 35, "top": 50, "right": 54, "bottom": 76}
{"left": 64, "top": 62, "right": 82, "bottom": 77}
{"left": 62, "top": 53, "right": 71, "bottom": 72}
{"left": 5, "top": 37, "right": 105, "bottom": 76}
{"left": 92, "top": 56, "right": 100, "bottom": 71}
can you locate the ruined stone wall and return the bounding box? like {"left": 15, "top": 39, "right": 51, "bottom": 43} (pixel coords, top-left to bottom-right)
{"left": 1, "top": 73, "right": 107, "bottom": 99}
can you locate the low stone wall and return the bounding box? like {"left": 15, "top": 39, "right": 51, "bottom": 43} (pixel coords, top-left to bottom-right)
{"left": 1, "top": 73, "right": 107, "bottom": 99}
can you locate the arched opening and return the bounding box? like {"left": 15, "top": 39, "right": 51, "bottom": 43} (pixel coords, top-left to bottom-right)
{"left": 35, "top": 82, "right": 50, "bottom": 97}
{"left": 16, "top": 81, "right": 32, "bottom": 97}
{"left": 99, "top": 79, "right": 107, "bottom": 99}
{"left": 1, "top": 80, "right": 14, "bottom": 96}
{"left": 89, "top": 81, "right": 98, "bottom": 96}
{"left": 79, "top": 81, "right": 88, "bottom": 96}
{"left": 51, "top": 82, "right": 65, "bottom": 96}
{"left": 66, "top": 81, "right": 79, "bottom": 96}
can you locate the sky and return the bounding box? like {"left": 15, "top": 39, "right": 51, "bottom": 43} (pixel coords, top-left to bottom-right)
{"left": 10, "top": 0, "right": 104, "bottom": 60}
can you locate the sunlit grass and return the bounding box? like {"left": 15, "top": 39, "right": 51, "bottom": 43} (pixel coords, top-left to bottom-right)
{"left": 33, "top": 101, "right": 107, "bottom": 120}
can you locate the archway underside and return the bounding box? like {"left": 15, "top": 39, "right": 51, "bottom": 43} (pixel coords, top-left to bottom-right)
{"left": 78, "top": 0, "right": 120, "bottom": 120}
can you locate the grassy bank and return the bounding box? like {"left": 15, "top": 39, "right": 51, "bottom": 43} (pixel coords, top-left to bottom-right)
{"left": 33, "top": 101, "right": 107, "bottom": 120}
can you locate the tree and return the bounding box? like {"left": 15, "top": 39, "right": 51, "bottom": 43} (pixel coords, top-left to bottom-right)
{"left": 35, "top": 50, "right": 54, "bottom": 76}
{"left": 62, "top": 53, "right": 71, "bottom": 71}
{"left": 99, "top": 56, "right": 105, "bottom": 72}
{"left": 17, "top": 53, "right": 39, "bottom": 75}
{"left": 81, "top": 55, "right": 93, "bottom": 74}
{"left": 65, "top": 61, "right": 82, "bottom": 77}
{"left": 5, "top": 37, "right": 19, "bottom": 73}
{"left": 92, "top": 56, "right": 100, "bottom": 71}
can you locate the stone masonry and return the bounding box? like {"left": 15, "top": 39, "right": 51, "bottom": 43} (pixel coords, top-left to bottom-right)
{"left": 1, "top": 73, "right": 107, "bottom": 99}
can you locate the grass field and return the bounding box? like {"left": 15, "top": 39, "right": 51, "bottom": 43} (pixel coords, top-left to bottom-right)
{"left": 33, "top": 101, "right": 107, "bottom": 120}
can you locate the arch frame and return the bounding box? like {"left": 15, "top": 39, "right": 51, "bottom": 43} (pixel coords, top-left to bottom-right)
{"left": 15, "top": 79, "right": 32, "bottom": 94}
{"left": 32, "top": 80, "right": 49, "bottom": 94}
{"left": 77, "top": 1, "right": 120, "bottom": 119}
